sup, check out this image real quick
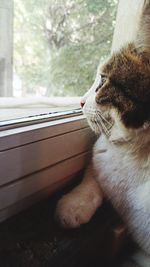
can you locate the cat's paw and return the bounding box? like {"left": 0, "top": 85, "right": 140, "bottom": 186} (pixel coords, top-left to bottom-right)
{"left": 55, "top": 190, "right": 102, "bottom": 228}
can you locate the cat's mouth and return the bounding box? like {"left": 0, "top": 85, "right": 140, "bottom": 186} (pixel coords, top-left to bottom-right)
{"left": 84, "top": 107, "right": 114, "bottom": 137}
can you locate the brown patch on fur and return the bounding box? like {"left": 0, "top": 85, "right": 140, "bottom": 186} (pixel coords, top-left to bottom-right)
{"left": 96, "top": 44, "right": 150, "bottom": 128}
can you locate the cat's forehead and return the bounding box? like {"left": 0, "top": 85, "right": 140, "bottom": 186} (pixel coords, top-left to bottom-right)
{"left": 100, "top": 46, "right": 139, "bottom": 77}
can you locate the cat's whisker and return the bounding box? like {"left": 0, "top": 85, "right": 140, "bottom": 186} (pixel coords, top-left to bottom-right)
{"left": 94, "top": 115, "right": 108, "bottom": 135}
{"left": 85, "top": 107, "right": 113, "bottom": 137}
{"left": 96, "top": 111, "right": 111, "bottom": 131}
{"left": 97, "top": 110, "right": 113, "bottom": 127}
{"left": 96, "top": 112, "right": 110, "bottom": 137}
{"left": 86, "top": 108, "right": 113, "bottom": 128}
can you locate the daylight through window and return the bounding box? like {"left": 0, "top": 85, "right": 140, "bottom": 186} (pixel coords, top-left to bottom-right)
{"left": 0, "top": 0, "right": 118, "bottom": 122}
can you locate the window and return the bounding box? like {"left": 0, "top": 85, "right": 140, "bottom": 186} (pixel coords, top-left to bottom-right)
{"left": 0, "top": 0, "right": 118, "bottom": 123}
{"left": 0, "top": 0, "right": 146, "bottom": 222}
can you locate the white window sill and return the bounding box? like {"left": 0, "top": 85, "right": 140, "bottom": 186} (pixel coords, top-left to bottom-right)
{"left": 0, "top": 96, "right": 81, "bottom": 122}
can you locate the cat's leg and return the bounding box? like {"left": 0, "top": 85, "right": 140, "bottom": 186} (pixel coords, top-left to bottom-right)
{"left": 132, "top": 250, "right": 150, "bottom": 267}
{"left": 55, "top": 162, "right": 103, "bottom": 228}
{"left": 121, "top": 250, "right": 150, "bottom": 267}
{"left": 121, "top": 261, "right": 139, "bottom": 267}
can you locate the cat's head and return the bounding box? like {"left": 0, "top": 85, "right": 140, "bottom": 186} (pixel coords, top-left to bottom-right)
{"left": 81, "top": 44, "right": 150, "bottom": 143}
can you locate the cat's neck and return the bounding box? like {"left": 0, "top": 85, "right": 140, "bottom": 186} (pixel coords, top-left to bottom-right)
{"left": 110, "top": 128, "right": 150, "bottom": 157}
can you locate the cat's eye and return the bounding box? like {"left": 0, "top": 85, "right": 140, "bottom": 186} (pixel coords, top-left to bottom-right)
{"left": 95, "top": 74, "right": 107, "bottom": 93}
{"left": 101, "top": 73, "right": 107, "bottom": 81}
{"left": 96, "top": 95, "right": 110, "bottom": 105}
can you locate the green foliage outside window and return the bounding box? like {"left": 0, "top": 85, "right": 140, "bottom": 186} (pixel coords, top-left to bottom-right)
{"left": 14, "top": 0, "right": 118, "bottom": 96}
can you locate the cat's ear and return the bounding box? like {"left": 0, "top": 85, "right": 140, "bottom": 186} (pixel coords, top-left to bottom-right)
{"left": 135, "top": 0, "right": 150, "bottom": 49}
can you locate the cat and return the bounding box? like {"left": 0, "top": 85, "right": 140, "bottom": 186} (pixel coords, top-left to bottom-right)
{"left": 55, "top": 1, "right": 150, "bottom": 266}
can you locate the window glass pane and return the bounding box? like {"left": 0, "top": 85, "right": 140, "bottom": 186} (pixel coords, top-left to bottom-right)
{"left": 0, "top": 0, "right": 118, "bottom": 122}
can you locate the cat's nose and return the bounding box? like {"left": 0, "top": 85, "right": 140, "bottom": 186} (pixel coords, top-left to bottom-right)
{"left": 80, "top": 100, "right": 85, "bottom": 108}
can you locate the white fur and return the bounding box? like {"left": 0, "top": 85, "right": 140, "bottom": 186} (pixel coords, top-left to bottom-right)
{"left": 82, "top": 75, "right": 150, "bottom": 266}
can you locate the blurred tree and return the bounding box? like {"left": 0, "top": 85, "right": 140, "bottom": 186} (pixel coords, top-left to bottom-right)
{"left": 14, "top": 0, "right": 118, "bottom": 96}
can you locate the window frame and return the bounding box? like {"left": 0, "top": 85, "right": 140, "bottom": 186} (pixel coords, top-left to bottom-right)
{"left": 0, "top": 0, "right": 97, "bottom": 221}
{"left": 0, "top": 113, "right": 95, "bottom": 221}
{"left": 0, "top": 0, "right": 13, "bottom": 97}
{"left": 0, "top": 108, "right": 82, "bottom": 130}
